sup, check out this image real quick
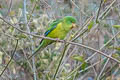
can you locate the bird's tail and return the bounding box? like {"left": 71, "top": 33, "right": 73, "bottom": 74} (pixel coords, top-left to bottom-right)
{"left": 28, "top": 43, "right": 43, "bottom": 60}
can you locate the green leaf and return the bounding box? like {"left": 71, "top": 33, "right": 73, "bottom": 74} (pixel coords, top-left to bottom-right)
{"left": 108, "top": 46, "right": 120, "bottom": 51}
{"left": 0, "top": 51, "right": 3, "bottom": 64}
{"left": 71, "top": 54, "right": 84, "bottom": 62}
{"left": 104, "top": 0, "right": 107, "bottom": 2}
{"left": 81, "top": 62, "right": 87, "bottom": 70}
{"left": 113, "top": 25, "right": 120, "bottom": 28}
{"left": 112, "top": 53, "right": 120, "bottom": 61}
{"left": 88, "top": 21, "right": 94, "bottom": 31}
{"left": 96, "top": 20, "right": 99, "bottom": 23}
{"left": 14, "top": 33, "right": 27, "bottom": 39}
{"left": 31, "top": 0, "right": 34, "bottom": 2}
{"left": 36, "top": 5, "right": 40, "bottom": 10}
{"left": 104, "top": 35, "right": 112, "bottom": 46}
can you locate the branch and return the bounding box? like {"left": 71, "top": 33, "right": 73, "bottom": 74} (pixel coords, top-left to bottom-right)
{"left": 23, "top": 0, "right": 37, "bottom": 80}
{"left": 0, "top": 16, "right": 120, "bottom": 64}
{"left": 96, "top": 0, "right": 103, "bottom": 23}
{"left": 0, "top": 39, "right": 18, "bottom": 77}
{"left": 99, "top": 0, "right": 116, "bottom": 19}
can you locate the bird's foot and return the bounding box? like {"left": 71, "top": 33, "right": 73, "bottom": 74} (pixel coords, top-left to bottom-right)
{"left": 56, "top": 38, "right": 60, "bottom": 43}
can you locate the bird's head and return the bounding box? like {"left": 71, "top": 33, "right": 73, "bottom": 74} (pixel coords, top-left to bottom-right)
{"left": 63, "top": 16, "right": 77, "bottom": 30}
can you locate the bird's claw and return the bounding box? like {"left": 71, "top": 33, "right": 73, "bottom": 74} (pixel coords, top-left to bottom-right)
{"left": 56, "top": 38, "right": 60, "bottom": 42}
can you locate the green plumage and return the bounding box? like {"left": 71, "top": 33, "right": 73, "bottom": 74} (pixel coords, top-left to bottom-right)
{"left": 29, "top": 16, "right": 76, "bottom": 59}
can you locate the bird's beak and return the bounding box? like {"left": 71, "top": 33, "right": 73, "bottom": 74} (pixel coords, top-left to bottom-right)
{"left": 71, "top": 23, "right": 77, "bottom": 29}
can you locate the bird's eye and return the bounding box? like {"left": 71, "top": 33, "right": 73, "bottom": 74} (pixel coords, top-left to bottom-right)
{"left": 69, "top": 20, "right": 72, "bottom": 23}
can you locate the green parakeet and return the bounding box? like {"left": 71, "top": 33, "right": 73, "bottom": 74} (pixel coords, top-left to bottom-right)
{"left": 29, "top": 16, "right": 77, "bottom": 59}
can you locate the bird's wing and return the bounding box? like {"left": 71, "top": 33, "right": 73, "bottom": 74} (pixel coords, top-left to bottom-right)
{"left": 44, "top": 19, "right": 62, "bottom": 36}
{"left": 39, "top": 19, "right": 62, "bottom": 44}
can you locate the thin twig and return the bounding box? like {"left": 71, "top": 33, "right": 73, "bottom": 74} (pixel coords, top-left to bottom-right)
{"left": 27, "top": 0, "right": 38, "bottom": 25}
{"left": 96, "top": 0, "right": 103, "bottom": 23}
{"left": 99, "top": 0, "right": 116, "bottom": 19}
{"left": 7, "top": 0, "right": 13, "bottom": 16}
{"left": 53, "top": 43, "right": 67, "bottom": 80}
{"left": 70, "top": 0, "right": 89, "bottom": 17}
{"left": 0, "top": 39, "right": 18, "bottom": 77}
{"left": 23, "top": 0, "right": 37, "bottom": 80}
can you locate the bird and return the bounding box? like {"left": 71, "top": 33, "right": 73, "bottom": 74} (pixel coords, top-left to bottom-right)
{"left": 28, "top": 16, "right": 77, "bottom": 59}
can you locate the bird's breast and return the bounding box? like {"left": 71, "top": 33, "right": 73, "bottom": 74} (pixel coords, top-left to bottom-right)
{"left": 47, "top": 23, "right": 67, "bottom": 40}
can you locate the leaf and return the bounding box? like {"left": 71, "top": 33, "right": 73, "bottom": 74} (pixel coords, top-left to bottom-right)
{"left": 71, "top": 54, "right": 84, "bottom": 62}
{"left": 31, "top": 0, "right": 34, "bottom": 2}
{"left": 102, "top": 58, "right": 107, "bottom": 65}
{"left": 36, "top": 5, "right": 40, "bottom": 10}
{"left": 14, "top": 33, "right": 28, "bottom": 39}
{"left": 104, "top": 35, "right": 112, "bottom": 46}
{"left": 108, "top": 46, "right": 120, "bottom": 51}
{"left": 96, "top": 20, "right": 99, "bottom": 24}
{"left": 88, "top": 21, "right": 94, "bottom": 31}
{"left": 10, "top": 17, "right": 18, "bottom": 24}
{"left": 8, "top": 27, "right": 14, "bottom": 33}
{"left": 104, "top": 0, "right": 107, "bottom": 3}
{"left": 70, "top": 34, "right": 74, "bottom": 38}
{"left": 113, "top": 25, "right": 120, "bottom": 28}
{"left": 9, "top": 11, "right": 15, "bottom": 16}
{"left": 113, "top": 47, "right": 120, "bottom": 51}
{"left": 0, "top": 51, "right": 3, "bottom": 64}
{"left": 81, "top": 62, "right": 87, "bottom": 70}
{"left": 112, "top": 53, "right": 120, "bottom": 61}
{"left": 0, "top": 4, "right": 2, "bottom": 9}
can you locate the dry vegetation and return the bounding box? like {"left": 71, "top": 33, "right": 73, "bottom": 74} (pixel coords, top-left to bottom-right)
{"left": 0, "top": 0, "right": 120, "bottom": 80}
